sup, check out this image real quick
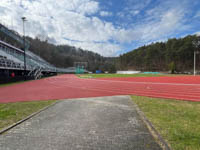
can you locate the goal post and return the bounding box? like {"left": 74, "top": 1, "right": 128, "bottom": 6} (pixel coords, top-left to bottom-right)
{"left": 74, "top": 62, "right": 88, "bottom": 74}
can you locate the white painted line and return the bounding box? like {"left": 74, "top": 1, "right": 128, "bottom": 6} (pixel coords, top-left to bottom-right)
{"left": 81, "top": 78, "right": 200, "bottom": 86}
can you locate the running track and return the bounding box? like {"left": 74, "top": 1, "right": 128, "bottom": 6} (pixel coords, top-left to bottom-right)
{"left": 0, "top": 74, "right": 200, "bottom": 103}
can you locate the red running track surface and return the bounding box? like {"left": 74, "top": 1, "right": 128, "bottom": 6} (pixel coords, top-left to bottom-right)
{"left": 0, "top": 74, "right": 200, "bottom": 103}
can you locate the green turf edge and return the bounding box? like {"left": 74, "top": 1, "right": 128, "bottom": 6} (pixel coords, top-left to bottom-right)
{"left": 0, "top": 76, "right": 53, "bottom": 88}
{"left": 0, "top": 81, "right": 26, "bottom": 88}
{"left": 131, "top": 95, "right": 200, "bottom": 150}
{"left": 76, "top": 73, "right": 185, "bottom": 79}
{"left": 0, "top": 100, "right": 57, "bottom": 130}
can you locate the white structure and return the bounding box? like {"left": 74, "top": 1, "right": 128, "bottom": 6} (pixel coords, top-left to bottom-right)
{"left": 117, "top": 71, "right": 141, "bottom": 74}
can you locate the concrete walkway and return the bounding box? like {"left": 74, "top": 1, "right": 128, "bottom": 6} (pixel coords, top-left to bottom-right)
{"left": 0, "top": 96, "right": 161, "bottom": 150}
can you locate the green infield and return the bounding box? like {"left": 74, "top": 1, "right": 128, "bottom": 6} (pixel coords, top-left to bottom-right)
{"left": 0, "top": 100, "right": 56, "bottom": 130}
{"left": 132, "top": 96, "right": 200, "bottom": 150}
{"left": 77, "top": 73, "right": 171, "bottom": 78}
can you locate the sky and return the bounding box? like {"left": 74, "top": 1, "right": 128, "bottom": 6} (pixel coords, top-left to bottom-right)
{"left": 0, "top": 0, "right": 200, "bottom": 57}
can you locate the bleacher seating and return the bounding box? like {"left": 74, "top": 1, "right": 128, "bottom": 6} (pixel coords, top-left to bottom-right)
{"left": 0, "top": 39, "right": 58, "bottom": 72}
{"left": 0, "top": 22, "right": 77, "bottom": 81}
{"left": 0, "top": 55, "right": 23, "bottom": 70}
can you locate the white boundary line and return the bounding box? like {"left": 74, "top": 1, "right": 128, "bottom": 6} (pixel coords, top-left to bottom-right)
{"left": 44, "top": 77, "right": 200, "bottom": 101}
{"left": 48, "top": 75, "right": 200, "bottom": 86}
{"left": 82, "top": 78, "right": 200, "bottom": 86}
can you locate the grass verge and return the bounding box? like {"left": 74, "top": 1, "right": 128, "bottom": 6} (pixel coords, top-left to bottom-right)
{"left": 131, "top": 96, "right": 200, "bottom": 150}
{"left": 77, "top": 73, "right": 173, "bottom": 78}
{"left": 0, "top": 81, "right": 26, "bottom": 88}
{"left": 0, "top": 100, "right": 56, "bottom": 130}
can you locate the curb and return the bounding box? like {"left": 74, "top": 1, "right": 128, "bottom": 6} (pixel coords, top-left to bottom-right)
{"left": 0, "top": 100, "right": 60, "bottom": 135}
{"left": 129, "top": 96, "right": 171, "bottom": 150}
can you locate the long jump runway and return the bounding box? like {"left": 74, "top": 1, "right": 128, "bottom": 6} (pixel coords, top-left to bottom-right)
{"left": 1, "top": 74, "right": 200, "bottom": 103}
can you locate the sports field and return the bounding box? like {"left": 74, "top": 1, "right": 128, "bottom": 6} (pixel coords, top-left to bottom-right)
{"left": 1, "top": 74, "right": 200, "bottom": 150}
{"left": 0, "top": 74, "right": 200, "bottom": 103}
{"left": 77, "top": 73, "right": 168, "bottom": 78}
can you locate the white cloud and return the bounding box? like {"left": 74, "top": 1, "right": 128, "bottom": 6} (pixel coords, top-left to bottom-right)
{"left": 126, "top": 0, "right": 152, "bottom": 12}
{"left": 194, "top": 11, "right": 200, "bottom": 18}
{"left": 100, "top": 11, "right": 112, "bottom": 17}
{"left": 117, "top": 0, "right": 151, "bottom": 18}
{"left": 0, "top": 0, "right": 122, "bottom": 56}
{"left": 0, "top": 0, "right": 195, "bottom": 56}
{"left": 140, "top": 9, "right": 185, "bottom": 41}
{"left": 130, "top": 10, "right": 140, "bottom": 16}
{"left": 194, "top": 31, "right": 200, "bottom": 36}
{"left": 116, "top": 12, "right": 125, "bottom": 18}
{"left": 116, "top": 6, "right": 187, "bottom": 44}
{"left": 65, "top": 40, "right": 121, "bottom": 57}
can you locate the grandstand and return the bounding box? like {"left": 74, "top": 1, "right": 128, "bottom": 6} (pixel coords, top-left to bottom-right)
{"left": 0, "top": 22, "right": 74, "bottom": 83}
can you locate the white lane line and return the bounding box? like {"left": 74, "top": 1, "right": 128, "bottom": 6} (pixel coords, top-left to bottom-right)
{"left": 45, "top": 78, "right": 200, "bottom": 100}
{"left": 81, "top": 78, "right": 200, "bottom": 86}
{"left": 45, "top": 77, "right": 199, "bottom": 93}
{"left": 46, "top": 76, "right": 200, "bottom": 87}
{"left": 45, "top": 77, "right": 200, "bottom": 94}
{"left": 46, "top": 80, "right": 200, "bottom": 101}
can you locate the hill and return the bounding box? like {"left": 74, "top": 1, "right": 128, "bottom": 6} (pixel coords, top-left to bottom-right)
{"left": 118, "top": 35, "right": 200, "bottom": 73}
{"left": 0, "top": 24, "right": 115, "bottom": 72}
{"left": 27, "top": 37, "right": 115, "bottom": 72}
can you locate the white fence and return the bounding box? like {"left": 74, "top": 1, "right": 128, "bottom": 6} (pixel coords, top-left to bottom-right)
{"left": 116, "top": 71, "right": 141, "bottom": 74}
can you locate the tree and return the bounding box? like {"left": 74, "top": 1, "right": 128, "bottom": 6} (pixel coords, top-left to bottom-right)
{"left": 168, "top": 62, "right": 176, "bottom": 74}
{"left": 118, "top": 35, "right": 199, "bottom": 72}
{"left": 109, "top": 64, "right": 116, "bottom": 73}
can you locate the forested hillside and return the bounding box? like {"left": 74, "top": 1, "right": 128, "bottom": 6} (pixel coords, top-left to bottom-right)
{"left": 2, "top": 22, "right": 199, "bottom": 73}
{"left": 118, "top": 35, "right": 200, "bottom": 73}
{"left": 27, "top": 37, "right": 115, "bottom": 72}
{"left": 0, "top": 25, "right": 115, "bottom": 72}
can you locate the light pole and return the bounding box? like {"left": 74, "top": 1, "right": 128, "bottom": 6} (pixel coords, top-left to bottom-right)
{"left": 193, "top": 35, "right": 200, "bottom": 76}
{"left": 194, "top": 50, "right": 196, "bottom": 76}
{"left": 22, "top": 17, "right": 27, "bottom": 80}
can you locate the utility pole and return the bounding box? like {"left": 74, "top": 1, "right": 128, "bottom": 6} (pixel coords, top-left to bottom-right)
{"left": 22, "top": 17, "right": 27, "bottom": 80}
{"left": 194, "top": 50, "right": 196, "bottom": 76}
{"left": 193, "top": 35, "right": 200, "bottom": 76}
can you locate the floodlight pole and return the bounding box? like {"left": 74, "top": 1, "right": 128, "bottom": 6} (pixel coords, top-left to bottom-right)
{"left": 193, "top": 35, "right": 200, "bottom": 76}
{"left": 22, "top": 17, "right": 27, "bottom": 80}
{"left": 194, "top": 50, "right": 196, "bottom": 76}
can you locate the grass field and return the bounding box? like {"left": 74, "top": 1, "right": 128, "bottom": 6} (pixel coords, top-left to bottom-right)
{"left": 0, "top": 81, "right": 25, "bottom": 88}
{"left": 0, "top": 100, "right": 56, "bottom": 130}
{"left": 77, "top": 73, "right": 173, "bottom": 78}
{"left": 132, "top": 96, "right": 200, "bottom": 150}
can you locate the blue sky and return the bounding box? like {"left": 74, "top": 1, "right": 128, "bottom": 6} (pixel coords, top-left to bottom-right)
{"left": 0, "top": 0, "right": 200, "bottom": 56}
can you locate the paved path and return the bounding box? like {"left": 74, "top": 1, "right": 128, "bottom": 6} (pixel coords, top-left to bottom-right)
{"left": 1, "top": 74, "right": 200, "bottom": 103}
{"left": 0, "top": 96, "right": 161, "bottom": 150}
